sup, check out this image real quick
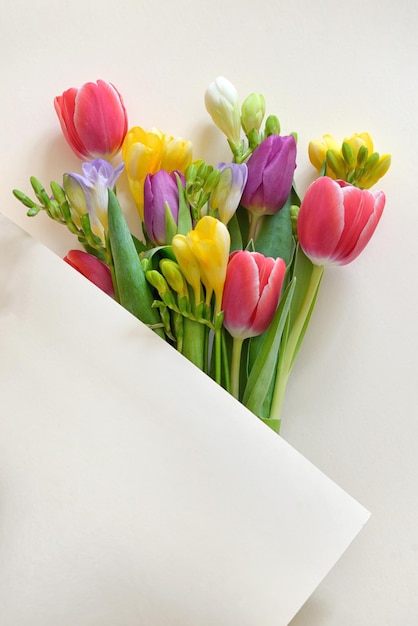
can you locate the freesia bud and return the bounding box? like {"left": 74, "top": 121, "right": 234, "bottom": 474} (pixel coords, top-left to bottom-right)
{"left": 63, "top": 159, "right": 124, "bottom": 242}
{"left": 326, "top": 149, "right": 347, "bottom": 179}
{"left": 209, "top": 162, "right": 248, "bottom": 224}
{"left": 241, "top": 134, "right": 297, "bottom": 216}
{"left": 360, "top": 153, "right": 391, "bottom": 189}
{"left": 54, "top": 80, "right": 128, "bottom": 160}
{"left": 144, "top": 170, "right": 184, "bottom": 245}
{"left": 122, "top": 126, "right": 192, "bottom": 220}
{"left": 159, "top": 258, "right": 189, "bottom": 299}
{"left": 297, "top": 176, "right": 385, "bottom": 266}
{"left": 241, "top": 93, "right": 266, "bottom": 136}
{"left": 222, "top": 250, "right": 286, "bottom": 339}
{"left": 204, "top": 76, "right": 241, "bottom": 148}
{"left": 64, "top": 249, "right": 115, "bottom": 297}
{"left": 171, "top": 234, "right": 202, "bottom": 304}
{"left": 264, "top": 115, "right": 281, "bottom": 137}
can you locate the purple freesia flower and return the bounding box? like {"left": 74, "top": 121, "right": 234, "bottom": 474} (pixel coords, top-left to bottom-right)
{"left": 63, "top": 158, "right": 124, "bottom": 240}
{"left": 241, "top": 134, "right": 297, "bottom": 216}
{"left": 144, "top": 170, "right": 184, "bottom": 245}
{"left": 210, "top": 162, "right": 248, "bottom": 224}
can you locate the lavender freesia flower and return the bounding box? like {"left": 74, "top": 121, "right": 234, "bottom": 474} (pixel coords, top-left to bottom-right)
{"left": 209, "top": 162, "right": 248, "bottom": 224}
{"left": 63, "top": 158, "right": 124, "bottom": 241}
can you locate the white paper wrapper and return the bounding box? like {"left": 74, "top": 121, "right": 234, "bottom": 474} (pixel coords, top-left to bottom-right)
{"left": 0, "top": 214, "right": 369, "bottom": 625}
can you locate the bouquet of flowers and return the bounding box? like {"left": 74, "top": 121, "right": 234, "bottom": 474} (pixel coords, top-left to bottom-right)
{"left": 13, "top": 77, "right": 390, "bottom": 433}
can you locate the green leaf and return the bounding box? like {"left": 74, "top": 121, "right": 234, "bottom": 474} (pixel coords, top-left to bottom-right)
{"left": 107, "top": 188, "right": 164, "bottom": 337}
{"left": 227, "top": 211, "right": 243, "bottom": 252}
{"left": 242, "top": 278, "right": 296, "bottom": 415}
{"left": 176, "top": 173, "right": 193, "bottom": 235}
{"left": 164, "top": 201, "right": 178, "bottom": 243}
{"left": 132, "top": 234, "right": 148, "bottom": 255}
{"left": 254, "top": 189, "right": 298, "bottom": 264}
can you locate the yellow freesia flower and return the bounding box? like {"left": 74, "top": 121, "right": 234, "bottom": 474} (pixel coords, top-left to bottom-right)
{"left": 187, "top": 216, "right": 230, "bottom": 313}
{"left": 122, "top": 126, "right": 192, "bottom": 219}
{"left": 172, "top": 216, "right": 230, "bottom": 312}
{"left": 308, "top": 131, "right": 391, "bottom": 189}
{"left": 308, "top": 133, "right": 341, "bottom": 174}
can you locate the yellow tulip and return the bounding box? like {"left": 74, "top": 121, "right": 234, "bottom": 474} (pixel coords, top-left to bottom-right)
{"left": 122, "top": 126, "right": 192, "bottom": 219}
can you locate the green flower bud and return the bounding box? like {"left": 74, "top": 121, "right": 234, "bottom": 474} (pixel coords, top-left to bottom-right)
{"left": 241, "top": 92, "right": 266, "bottom": 136}
{"left": 290, "top": 204, "right": 300, "bottom": 237}
{"left": 342, "top": 141, "right": 356, "bottom": 169}
{"left": 264, "top": 114, "right": 281, "bottom": 137}
{"left": 356, "top": 144, "right": 369, "bottom": 168}
{"left": 146, "top": 269, "right": 170, "bottom": 296}
{"left": 326, "top": 149, "right": 347, "bottom": 179}
{"left": 160, "top": 259, "right": 189, "bottom": 299}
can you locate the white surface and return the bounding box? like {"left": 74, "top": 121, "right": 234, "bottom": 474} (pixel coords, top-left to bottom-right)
{"left": 0, "top": 214, "right": 368, "bottom": 625}
{"left": 1, "top": 0, "right": 417, "bottom": 624}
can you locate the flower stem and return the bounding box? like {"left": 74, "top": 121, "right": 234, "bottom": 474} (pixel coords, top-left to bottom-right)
{"left": 247, "top": 212, "right": 263, "bottom": 244}
{"left": 269, "top": 264, "right": 324, "bottom": 426}
{"left": 230, "top": 337, "right": 244, "bottom": 399}
{"left": 182, "top": 317, "right": 206, "bottom": 371}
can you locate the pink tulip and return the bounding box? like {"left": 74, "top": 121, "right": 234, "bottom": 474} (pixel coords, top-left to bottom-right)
{"left": 54, "top": 80, "right": 128, "bottom": 160}
{"left": 222, "top": 250, "right": 286, "bottom": 339}
{"left": 64, "top": 250, "right": 115, "bottom": 297}
{"left": 297, "top": 177, "right": 385, "bottom": 266}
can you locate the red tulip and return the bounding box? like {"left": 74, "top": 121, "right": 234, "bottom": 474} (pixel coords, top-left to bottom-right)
{"left": 297, "top": 177, "right": 385, "bottom": 266}
{"left": 64, "top": 250, "right": 115, "bottom": 297}
{"left": 54, "top": 80, "right": 128, "bottom": 160}
{"left": 222, "top": 250, "right": 286, "bottom": 339}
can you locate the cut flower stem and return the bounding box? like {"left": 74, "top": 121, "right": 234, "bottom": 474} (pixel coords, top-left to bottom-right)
{"left": 269, "top": 263, "right": 324, "bottom": 429}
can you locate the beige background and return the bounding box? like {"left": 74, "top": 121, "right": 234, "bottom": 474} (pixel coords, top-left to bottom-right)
{"left": 1, "top": 1, "right": 417, "bottom": 624}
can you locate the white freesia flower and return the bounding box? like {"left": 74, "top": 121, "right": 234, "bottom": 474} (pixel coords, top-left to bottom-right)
{"left": 204, "top": 76, "right": 241, "bottom": 148}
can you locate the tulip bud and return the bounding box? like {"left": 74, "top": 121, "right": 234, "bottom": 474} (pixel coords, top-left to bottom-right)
{"left": 204, "top": 76, "right": 241, "bottom": 149}
{"left": 297, "top": 177, "right": 385, "bottom": 266}
{"left": 54, "top": 80, "right": 128, "bottom": 160}
{"left": 64, "top": 249, "right": 115, "bottom": 297}
{"left": 222, "top": 250, "right": 286, "bottom": 340}
{"left": 143, "top": 170, "right": 185, "bottom": 245}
